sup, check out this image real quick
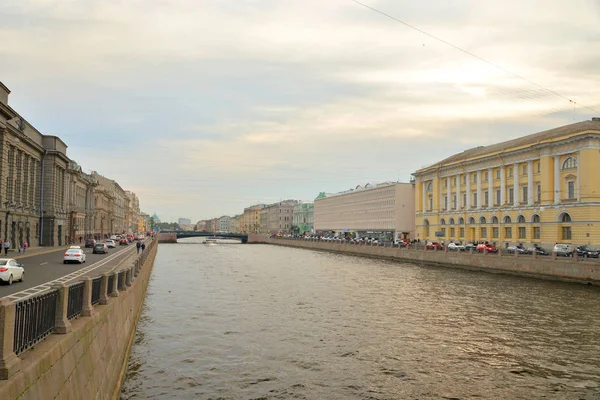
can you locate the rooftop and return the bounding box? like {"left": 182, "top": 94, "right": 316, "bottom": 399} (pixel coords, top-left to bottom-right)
{"left": 418, "top": 118, "right": 600, "bottom": 172}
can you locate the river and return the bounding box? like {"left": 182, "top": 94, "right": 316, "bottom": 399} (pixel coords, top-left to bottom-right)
{"left": 120, "top": 238, "right": 600, "bottom": 399}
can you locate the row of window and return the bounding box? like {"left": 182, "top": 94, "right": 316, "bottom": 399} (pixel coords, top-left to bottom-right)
{"left": 425, "top": 213, "right": 571, "bottom": 226}
{"left": 430, "top": 225, "right": 571, "bottom": 240}
{"left": 427, "top": 157, "right": 577, "bottom": 190}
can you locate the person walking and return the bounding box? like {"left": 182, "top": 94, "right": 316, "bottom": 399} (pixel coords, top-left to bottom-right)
{"left": 136, "top": 241, "right": 141, "bottom": 254}
{"left": 23, "top": 241, "right": 28, "bottom": 254}
{"left": 141, "top": 243, "right": 146, "bottom": 253}
{"left": 3, "top": 239, "right": 9, "bottom": 256}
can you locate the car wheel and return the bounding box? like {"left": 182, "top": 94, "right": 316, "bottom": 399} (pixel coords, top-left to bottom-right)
{"left": 64, "top": 260, "right": 67, "bottom": 264}
{"left": 19, "top": 272, "right": 24, "bottom": 282}
{"left": 7, "top": 275, "right": 12, "bottom": 285}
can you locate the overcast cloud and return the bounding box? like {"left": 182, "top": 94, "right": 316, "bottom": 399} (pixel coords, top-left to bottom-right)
{"left": 1, "top": 0, "right": 598, "bottom": 222}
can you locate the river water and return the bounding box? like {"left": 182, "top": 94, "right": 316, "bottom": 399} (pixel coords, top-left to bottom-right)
{"left": 120, "top": 238, "right": 600, "bottom": 399}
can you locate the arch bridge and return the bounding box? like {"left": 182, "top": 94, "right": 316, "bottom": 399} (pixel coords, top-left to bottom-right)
{"left": 162, "top": 231, "right": 249, "bottom": 243}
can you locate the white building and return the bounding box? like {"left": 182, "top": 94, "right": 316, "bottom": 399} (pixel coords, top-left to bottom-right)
{"left": 314, "top": 182, "right": 415, "bottom": 241}
{"left": 217, "top": 216, "right": 231, "bottom": 232}
{"left": 178, "top": 218, "right": 192, "bottom": 226}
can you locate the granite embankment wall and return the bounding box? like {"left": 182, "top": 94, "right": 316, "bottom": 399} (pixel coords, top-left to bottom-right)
{"left": 0, "top": 239, "right": 158, "bottom": 400}
{"left": 158, "top": 232, "right": 177, "bottom": 243}
{"left": 263, "top": 238, "right": 600, "bottom": 285}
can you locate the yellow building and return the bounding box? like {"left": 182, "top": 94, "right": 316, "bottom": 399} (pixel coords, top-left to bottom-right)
{"left": 239, "top": 204, "right": 265, "bottom": 233}
{"left": 414, "top": 118, "right": 600, "bottom": 249}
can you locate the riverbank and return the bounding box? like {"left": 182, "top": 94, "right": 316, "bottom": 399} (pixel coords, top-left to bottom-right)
{"left": 266, "top": 237, "right": 600, "bottom": 286}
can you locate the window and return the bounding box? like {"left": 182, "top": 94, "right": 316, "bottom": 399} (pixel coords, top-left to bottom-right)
{"left": 444, "top": 196, "right": 448, "bottom": 210}
{"left": 522, "top": 165, "right": 527, "bottom": 175}
{"left": 496, "top": 170, "right": 500, "bottom": 179}
{"left": 468, "top": 217, "right": 475, "bottom": 224}
{"left": 508, "top": 167, "right": 513, "bottom": 177}
{"left": 480, "top": 227, "right": 487, "bottom": 238}
{"left": 562, "top": 227, "right": 572, "bottom": 240}
{"left": 480, "top": 216, "right": 486, "bottom": 224}
{"left": 533, "top": 227, "right": 540, "bottom": 239}
{"left": 536, "top": 162, "right": 541, "bottom": 173}
{"left": 567, "top": 181, "right": 575, "bottom": 199}
{"left": 536, "top": 184, "right": 541, "bottom": 202}
{"left": 462, "top": 193, "right": 467, "bottom": 208}
{"left": 452, "top": 195, "right": 457, "bottom": 209}
{"left": 518, "top": 227, "right": 526, "bottom": 239}
{"left": 426, "top": 182, "right": 432, "bottom": 191}
{"left": 503, "top": 216, "right": 512, "bottom": 224}
{"left": 532, "top": 214, "right": 540, "bottom": 223}
{"left": 484, "top": 171, "right": 488, "bottom": 181}
{"left": 440, "top": 219, "right": 446, "bottom": 226}
{"left": 492, "top": 227, "right": 499, "bottom": 238}
{"left": 522, "top": 186, "right": 528, "bottom": 202}
{"left": 484, "top": 191, "right": 489, "bottom": 206}
{"left": 473, "top": 173, "right": 477, "bottom": 183}
{"left": 428, "top": 196, "right": 433, "bottom": 210}
{"left": 562, "top": 157, "right": 577, "bottom": 170}
{"left": 491, "top": 216, "right": 499, "bottom": 224}
{"left": 561, "top": 213, "right": 571, "bottom": 223}
{"left": 450, "top": 227, "right": 455, "bottom": 237}
{"left": 449, "top": 218, "right": 455, "bottom": 225}
{"left": 424, "top": 219, "right": 430, "bottom": 236}
{"left": 444, "top": 179, "right": 448, "bottom": 188}
{"left": 509, "top": 188, "right": 514, "bottom": 203}
{"left": 459, "top": 227, "right": 464, "bottom": 237}
{"left": 453, "top": 177, "right": 457, "bottom": 186}
{"left": 495, "top": 189, "right": 501, "bottom": 205}
{"left": 463, "top": 175, "right": 466, "bottom": 184}
{"left": 473, "top": 193, "right": 477, "bottom": 207}
{"left": 517, "top": 215, "right": 526, "bottom": 223}
{"left": 459, "top": 217, "right": 465, "bottom": 225}
{"left": 505, "top": 227, "right": 512, "bottom": 238}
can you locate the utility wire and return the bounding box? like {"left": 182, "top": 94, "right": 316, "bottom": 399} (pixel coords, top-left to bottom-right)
{"left": 350, "top": 0, "right": 600, "bottom": 115}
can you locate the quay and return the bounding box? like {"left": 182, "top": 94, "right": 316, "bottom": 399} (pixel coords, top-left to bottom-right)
{"left": 265, "top": 236, "right": 600, "bottom": 286}
{"left": 0, "top": 239, "right": 158, "bottom": 399}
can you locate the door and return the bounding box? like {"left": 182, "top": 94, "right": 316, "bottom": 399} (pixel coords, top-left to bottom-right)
{"left": 469, "top": 227, "right": 476, "bottom": 242}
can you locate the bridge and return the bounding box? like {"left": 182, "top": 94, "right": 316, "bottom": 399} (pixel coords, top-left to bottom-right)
{"left": 160, "top": 230, "right": 249, "bottom": 243}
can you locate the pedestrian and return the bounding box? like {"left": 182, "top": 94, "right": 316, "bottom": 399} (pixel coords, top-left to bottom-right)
{"left": 79, "top": 236, "right": 82, "bottom": 244}
{"left": 141, "top": 243, "right": 146, "bottom": 253}
{"left": 3, "top": 239, "right": 9, "bottom": 256}
{"left": 136, "top": 241, "right": 141, "bottom": 254}
{"left": 23, "top": 241, "right": 28, "bottom": 254}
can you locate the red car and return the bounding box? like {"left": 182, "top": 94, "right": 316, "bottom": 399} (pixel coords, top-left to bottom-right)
{"left": 426, "top": 242, "right": 443, "bottom": 250}
{"left": 476, "top": 243, "right": 498, "bottom": 253}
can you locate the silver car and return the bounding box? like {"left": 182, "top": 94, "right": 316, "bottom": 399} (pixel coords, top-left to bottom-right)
{"left": 0, "top": 258, "right": 24, "bottom": 285}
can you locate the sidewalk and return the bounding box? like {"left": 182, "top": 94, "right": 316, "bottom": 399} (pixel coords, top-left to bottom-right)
{"left": 3, "top": 245, "right": 71, "bottom": 260}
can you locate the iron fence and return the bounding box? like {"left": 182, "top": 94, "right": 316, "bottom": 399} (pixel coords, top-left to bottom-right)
{"left": 118, "top": 271, "right": 125, "bottom": 291}
{"left": 13, "top": 290, "right": 58, "bottom": 355}
{"left": 91, "top": 277, "right": 102, "bottom": 305}
{"left": 107, "top": 274, "right": 114, "bottom": 295}
{"left": 67, "top": 282, "right": 84, "bottom": 320}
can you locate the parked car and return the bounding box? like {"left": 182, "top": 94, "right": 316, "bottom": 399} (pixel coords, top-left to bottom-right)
{"left": 119, "top": 238, "right": 129, "bottom": 245}
{"left": 506, "top": 245, "right": 527, "bottom": 254}
{"left": 93, "top": 243, "right": 109, "bottom": 254}
{"left": 576, "top": 245, "right": 599, "bottom": 258}
{"left": 110, "top": 235, "right": 118, "bottom": 240}
{"left": 476, "top": 243, "right": 498, "bottom": 253}
{"left": 447, "top": 242, "right": 465, "bottom": 251}
{"left": 64, "top": 248, "right": 86, "bottom": 264}
{"left": 464, "top": 243, "right": 477, "bottom": 252}
{"left": 426, "top": 242, "right": 443, "bottom": 250}
{"left": 527, "top": 247, "right": 550, "bottom": 256}
{"left": 553, "top": 243, "right": 575, "bottom": 257}
{"left": 105, "top": 240, "right": 116, "bottom": 248}
{"left": 0, "top": 258, "right": 24, "bottom": 285}
{"left": 84, "top": 239, "right": 96, "bottom": 248}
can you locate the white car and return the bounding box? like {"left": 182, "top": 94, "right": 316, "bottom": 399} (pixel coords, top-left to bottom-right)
{"left": 0, "top": 258, "right": 24, "bottom": 285}
{"left": 447, "top": 243, "right": 466, "bottom": 251}
{"left": 105, "top": 240, "right": 116, "bottom": 248}
{"left": 110, "top": 235, "right": 118, "bottom": 240}
{"left": 64, "top": 248, "right": 86, "bottom": 264}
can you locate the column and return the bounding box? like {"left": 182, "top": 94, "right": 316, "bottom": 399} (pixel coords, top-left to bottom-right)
{"left": 577, "top": 154, "right": 581, "bottom": 201}
{"left": 446, "top": 177, "right": 450, "bottom": 210}
{"left": 455, "top": 174, "right": 460, "bottom": 209}
{"left": 513, "top": 163, "right": 519, "bottom": 206}
{"left": 422, "top": 181, "right": 426, "bottom": 212}
{"left": 500, "top": 167, "right": 505, "bottom": 206}
{"left": 476, "top": 171, "right": 482, "bottom": 209}
{"left": 53, "top": 284, "right": 72, "bottom": 334}
{"left": 554, "top": 156, "right": 560, "bottom": 204}
{"left": 488, "top": 168, "right": 493, "bottom": 207}
{"left": 466, "top": 172, "right": 471, "bottom": 208}
{"left": 527, "top": 161, "right": 534, "bottom": 205}
{"left": 81, "top": 277, "right": 94, "bottom": 317}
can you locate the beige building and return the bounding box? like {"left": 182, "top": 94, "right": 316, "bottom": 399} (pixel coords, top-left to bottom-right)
{"left": 314, "top": 182, "right": 415, "bottom": 241}
{"left": 239, "top": 204, "right": 265, "bottom": 233}
{"left": 266, "top": 200, "right": 297, "bottom": 234}
{"left": 125, "top": 191, "right": 140, "bottom": 233}
{"left": 92, "top": 172, "right": 126, "bottom": 236}
{"left": 229, "top": 215, "right": 239, "bottom": 233}
{"left": 66, "top": 161, "right": 97, "bottom": 242}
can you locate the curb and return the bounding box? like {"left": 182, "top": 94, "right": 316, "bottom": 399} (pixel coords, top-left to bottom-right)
{"left": 13, "top": 247, "right": 70, "bottom": 260}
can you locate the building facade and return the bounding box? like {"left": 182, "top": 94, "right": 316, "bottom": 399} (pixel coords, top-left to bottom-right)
{"left": 229, "top": 215, "right": 239, "bottom": 233}
{"left": 217, "top": 216, "right": 231, "bottom": 232}
{"left": 266, "top": 200, "right": 297, "bottom": 234}
{"left": 178, "top": 218, "right": 191, "bottom": 226}
{"left": 66, "top": 161, "right": 97, "bottom": 242}
{"left": 314, "top": 182, "right": 415, "bottom": 241}
{"left": 239, "top": 204, "right": 265, "bottom": 233}
{"left": 413, "top": 119, "right": 600, "bottom": 249}
{"left": 292, "top": 202, "right": 314, "bottom": 234}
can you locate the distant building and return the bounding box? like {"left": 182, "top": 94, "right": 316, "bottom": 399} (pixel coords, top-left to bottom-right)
{"left": 229, "top": 215, "right": 240, "bottom": 233}
{"left": 178, "top": 218, "right": 192, "bottom": 226}
{"left": 240, "top": 204, "right": 266, "bottom": 233}
{"left": 265, "top": 200, "right": 297, "bottom": 234}
{"left": 293, "top": 202, "right": 314, "bottom": 234}
{"left": 314, "top": 182, "right": 415, "bottom": 241}
{"left": 217, "top": 216, "right": 231, "bottom": 232}
{"left": 259, "top": 207, "right": 269, "bottom": 234}
{"left": 151, "top": 213, "right": 161, "bottom": 224}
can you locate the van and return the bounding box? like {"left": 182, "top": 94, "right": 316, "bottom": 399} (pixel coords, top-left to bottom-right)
{"left": 553, "top": 243, "right": 575, "bottom": 257}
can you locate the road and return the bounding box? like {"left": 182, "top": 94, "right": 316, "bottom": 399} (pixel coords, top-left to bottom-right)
{"left": 0, "top": 243, "right": 140, "bottom": 301}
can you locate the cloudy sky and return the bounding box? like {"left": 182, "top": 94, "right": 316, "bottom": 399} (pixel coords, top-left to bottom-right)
{"left": 1, "top": 0, "right": 598, "bottom": 222}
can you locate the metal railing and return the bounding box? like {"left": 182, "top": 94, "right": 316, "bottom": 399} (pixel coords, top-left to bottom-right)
{"left": 67, "top": 282, "right": 84, "bottom": 320}
{"left": 13, "top": 290, "right": 58, "bottom": 355}
{"left": 107, "top": 274, "right": 115, "bottom": 295}
{"left": 91, "top": 277, "right": 102, "bottom": 305}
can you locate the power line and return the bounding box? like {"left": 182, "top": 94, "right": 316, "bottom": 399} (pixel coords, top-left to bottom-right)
{"left": 349, "top": 0, "right": 599, "bottom": 115}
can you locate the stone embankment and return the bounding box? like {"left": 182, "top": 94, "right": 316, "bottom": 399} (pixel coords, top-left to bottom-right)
{"left": 0, "top": 239, "right": 158, "bottom": 400}
{"left": 266, "top": 238, "right": 600, "bottom": 285}
{"left": 158, "top": 232, "right": 177, "bottom": 243}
